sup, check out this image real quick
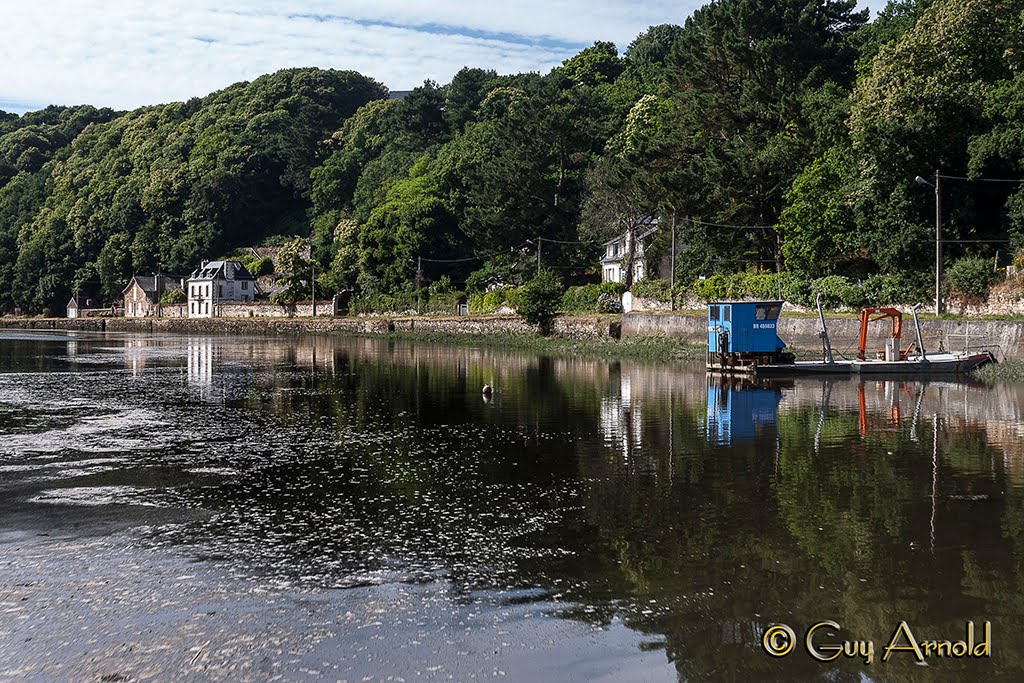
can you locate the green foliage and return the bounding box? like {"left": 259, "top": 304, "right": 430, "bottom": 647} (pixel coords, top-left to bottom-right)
{"left": 482, "top": 289, "right": 506, "bottom": 311}
{"left": 599, "top": 281, "right": 626, "bottom": 296}
{"left": 631, "top": 278, "right": 671, "bottom": 302}
{"left": 349, "top": 289, "right": 418, "bottom": 315}
{"left": 561, "top": 284, "right": 602, "bottom": 312}
{"left": 7, "top": 5, "right": 1024, "bottom": 313}
{"left": 779, "top": 148, "right": 857, "bottom": 277}
{"left": 468, "top": 286, "right": 520, "bottom": 314}
{"left": 810, "top": 275, "right": 864, "bottom": 309}
{"left": 0, "top": 68, "right": 385, "bottom": 313}
{"left": 691, "top": 275, "right": 735, "bottom": 302}
{"left": 946, "top": 257, "right": 995, "bottom": 298}
{"left": 518, "top": 269, "right": 564, "bottom": 327}
{"left": 160, "top": 288, "right": 186, "bottom": 305}
{"left": 861, "top": 272, "right": 924, "bottom": 305}
{"left": 271, "top": 237, "right": 312, "bottom": 305}
{"left": 465, "top": 257, "right": 520, "bottom": 293}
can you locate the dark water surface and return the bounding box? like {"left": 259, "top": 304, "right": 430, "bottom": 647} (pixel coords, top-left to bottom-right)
{"left": 2, "top": 330, "right": 1024, "bottom": 681}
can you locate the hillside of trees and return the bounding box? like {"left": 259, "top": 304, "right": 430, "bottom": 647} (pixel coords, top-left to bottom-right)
{"left": 2, "top": 0, "right": 1023, "bottom": 314}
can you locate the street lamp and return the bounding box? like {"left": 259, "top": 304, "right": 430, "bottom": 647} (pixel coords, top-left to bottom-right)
{"left": 915, "top": 172, "right": 942, "bottom": 315}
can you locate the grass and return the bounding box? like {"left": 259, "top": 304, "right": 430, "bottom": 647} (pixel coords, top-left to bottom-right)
{"left": 972, "top": 361, "right": 1024, "bottom": 383}
{"left": 379, "top": 330, "right": 705, "bottom": 363}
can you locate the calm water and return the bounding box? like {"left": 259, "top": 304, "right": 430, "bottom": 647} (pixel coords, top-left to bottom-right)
{"left": 2, "top": 329, "right": 1024, "bottom": 681}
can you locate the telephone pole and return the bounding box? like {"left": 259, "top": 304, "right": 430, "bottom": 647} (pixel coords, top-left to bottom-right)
{"left": 934, "top": 169, "right": 942, "bottom": 316}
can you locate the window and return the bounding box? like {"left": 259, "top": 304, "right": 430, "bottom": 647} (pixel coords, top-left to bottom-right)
{"left": 241, "top": 281, "right": 248, "bottom": 291}
{"left": 755, "top": 304, "right": 782, "bottom": 321}
{"left": 723, "top": 306, "right": 731, "bottom": 322}
{"left": 710, "top": 306, "right": 719, "bottom": 322}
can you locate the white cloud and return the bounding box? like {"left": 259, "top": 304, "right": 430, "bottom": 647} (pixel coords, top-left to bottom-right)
{"left": 0, "top": 0, "right": 877, "bottom": 113}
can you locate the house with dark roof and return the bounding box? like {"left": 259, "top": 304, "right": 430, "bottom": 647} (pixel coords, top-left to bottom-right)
{"left": 122, "top": 275, "right": 183, "bottom": 318}
{"left": 186, "top": 260, "right": 256, "bottom": 318}
{"left": 601, "top": 217, "right": 660, "bottom": 284}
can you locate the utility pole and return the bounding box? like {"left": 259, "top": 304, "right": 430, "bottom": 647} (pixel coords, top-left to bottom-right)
{"left": 934, "top": 169, "right": 942, "bottom": 316}
{"left": 415, "top": 256, "right": 423, "bottom": 291}
{"left": 311, "top": 262, "right": 316, "bottom": 317}
{"left": 670, "top": 213, "right": 677, "bottom": 311}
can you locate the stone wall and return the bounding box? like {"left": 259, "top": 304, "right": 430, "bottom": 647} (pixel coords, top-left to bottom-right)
{"left": 622, "top": 312, "right": 1024, "bottom": 361}
{"left": 216, "top": 300, "right": 335, "bottom": 318}
{"left": 1, "top": 314, "right": 619, "bottom": 341}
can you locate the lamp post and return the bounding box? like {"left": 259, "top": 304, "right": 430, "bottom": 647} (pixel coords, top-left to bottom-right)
{"left": 915, "top": 172, "right": 942, "bottom": 315}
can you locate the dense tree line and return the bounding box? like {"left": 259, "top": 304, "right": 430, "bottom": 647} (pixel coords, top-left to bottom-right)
{"left": 1, "top": 0, "right": 1022, "bottom": 313}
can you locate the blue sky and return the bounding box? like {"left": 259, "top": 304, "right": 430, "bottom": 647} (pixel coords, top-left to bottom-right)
{"left": 1, "top": 0, "right": 877, "bottom": 114}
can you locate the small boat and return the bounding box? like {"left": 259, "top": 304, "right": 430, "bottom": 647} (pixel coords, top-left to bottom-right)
{"left": 707, "top": 298, "right": 995, "bottom": 377}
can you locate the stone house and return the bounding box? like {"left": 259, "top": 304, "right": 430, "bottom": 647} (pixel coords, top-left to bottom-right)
{"left": 122, "top": 275, "right": 183, "bottom": 318}
{"left": 601, "top": 217, "right": 660, "bottom": 284}
{"left": 187, "top": 260, "right": 256, "bottom": 318}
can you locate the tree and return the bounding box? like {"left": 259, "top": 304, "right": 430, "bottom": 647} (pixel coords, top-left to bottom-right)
{"left": 660, "top": 0, "right": 868, "bottom": 269}
{"left": 849, "top": 0, "right": 1024, "bottom": 270}
{"left": 271, "top": 237, "right": 313, "bottom": 305}
{"left": 518, "top": 268, "right": 563, "bottom": 329}
{"left": 778, "top": 148, "right": 860, "bottom": 277}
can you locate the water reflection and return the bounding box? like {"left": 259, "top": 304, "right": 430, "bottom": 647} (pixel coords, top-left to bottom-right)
{"left": 2, "top": 329, "right": 1024, "bottom": 679}
{"left": 705, "top": 377, "right": 783, "bottom": 445}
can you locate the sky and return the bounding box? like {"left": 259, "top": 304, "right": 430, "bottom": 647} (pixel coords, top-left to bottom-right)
{"left": 0, "top": 0, "right": 877, "bottom": 115}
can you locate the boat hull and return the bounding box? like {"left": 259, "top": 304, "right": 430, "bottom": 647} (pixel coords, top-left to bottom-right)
{"left": 850, "top": 352, "right": 994, "bottom": 375}
{"left": 709, "top": 352, "right": 994, "bottom": 377}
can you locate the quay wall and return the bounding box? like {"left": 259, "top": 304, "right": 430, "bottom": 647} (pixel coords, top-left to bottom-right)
{"left": 6, "top": 311, "right": 1024, "bottom": 360}
{"left": 621, "top": 312, "right": 1024, "bottom": 361}
{"left": 0, "top": 314, "right": 620, "bottom": 341}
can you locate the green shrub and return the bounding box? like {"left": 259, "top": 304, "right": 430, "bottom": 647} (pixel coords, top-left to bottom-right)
{"left": 423, "top": 289, "right": 463, "bottom": 314}
{"left": 599, "top": 281, "right": 626, "bottom": 296}
{"left": 482, "top": 288, "right": 507, "bottom": 311}
{"left": 779, "top": 273, "right": 813, "bottom": 307}
{"left": 251, "top": 257, "right": 274, "bottom": 277}
{"left": 518, "top": 269, "right": 563, "bottom": 328}
{"left": 632, "top": 278, "right": 671, "bottom": 302}
{"left": 349, "top": 290, "right": 418, "bottom": 315}
{"left": 597, "top": 292, "right": 623, "bottom": 313}
{"left": 240, "top": 254, "right": 274, "bottom": 277}
{"left": 811, "top": 275, "right": 863, "bottom": 309}
{"left": 465, "top": 256, "right": 518, "bottom": 293}
{"left": 946, "top": 257, "right": 994, "bottom": 299}
{"left": 160, "top": 289, "right": 186, "bottom": 305}
{"left": 505, "top": 287, "right": 524, "bottom": 311}
{"left": 861, "top": 273, "right": 921, "bottom": 306}
{"left": 691, "top": 274, "right": 730, "bottom": 302}
{"left": 561, "top": 284, "right": 602, "bottom": 312}
{"left": 468, "top": 292, "right": 487, "bottom": 314}
{"left": 741, "top": 272, "right": 782, "bottom": 300}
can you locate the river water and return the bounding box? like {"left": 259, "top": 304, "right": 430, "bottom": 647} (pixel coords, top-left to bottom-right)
{"left": 1, "top": 329, "right": 1023, "bottom": 681}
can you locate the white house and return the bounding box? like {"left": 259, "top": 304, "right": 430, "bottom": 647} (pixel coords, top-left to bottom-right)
{"left": 187, "top": 260, "right": 256, "bottom": 318}
{"left": 601, "top": 217, "right": 659, "bottom": 284}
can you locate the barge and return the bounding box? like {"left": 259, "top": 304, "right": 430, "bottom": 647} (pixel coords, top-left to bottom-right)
{"left": 707, "top": 298, "right": 994, "bottom": 377}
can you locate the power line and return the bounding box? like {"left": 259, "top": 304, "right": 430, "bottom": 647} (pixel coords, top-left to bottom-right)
{"left": 681, "top": 217, "right": 775, "bottom": 230}
{"left": 942, "top": 239, "right": 1012, "bottom": 243}
{"left": 536, "top": 236, "right": 600, "bottom": 245}
{"left": 418, "top": 255, "right": 481, "bottom": 263}
{"left": 937, "top": 174, "right": 1024, "bottom": 183}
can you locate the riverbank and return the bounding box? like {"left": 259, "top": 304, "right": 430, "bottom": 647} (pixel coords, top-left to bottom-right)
{"left": 6, "top": 309, "right": 1024, "bottom": 362}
